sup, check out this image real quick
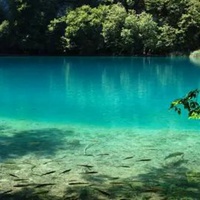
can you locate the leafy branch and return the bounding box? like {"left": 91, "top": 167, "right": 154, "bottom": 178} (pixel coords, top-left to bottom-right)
{"left": 169, "top": 89, "right": 200, "bottom": 119}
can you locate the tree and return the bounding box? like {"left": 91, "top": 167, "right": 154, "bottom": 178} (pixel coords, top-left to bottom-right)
{"left": 102, "top": 3, "right": 127, "bottom": 54}
{"left": 0, "top": 20, "right": 10, "bottom": 52}
{"left": 145, "top": 0, "right": 189, "bottom": 27}
{"left": 170, "top": 89, "right": 200, "bottom": 119}
{"left": 156, "top": 25, "right": 181, "bottom": 53}
{"left": 136, "top": 12, "right": 158, "bottom": 54}
{"left": 120, "top": 11, "right": 138, "bottom": 54}
{"left": 0, "top": 0, "right": 199, "bottom": 55}
{"left": 120, "top": 11, "right": 158, "bottom": 54}
{"left": 104, "top": 0, "right": 145, "bottom": 13}
{"left": 62, "top": 5, "right": 109, "bottom": 54}
{"left": 5, "top": 0, "right": 60, "bottom": 53}
{"left": 178, "top": 0, "right": 200, "bottom": 51}
{"left": 47, "top": 16, "right": 66, "bottom": 54}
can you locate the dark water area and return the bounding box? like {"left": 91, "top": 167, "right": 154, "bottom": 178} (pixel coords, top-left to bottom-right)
{"left": 0, "top": 56, "right": 199, "bottom": 130}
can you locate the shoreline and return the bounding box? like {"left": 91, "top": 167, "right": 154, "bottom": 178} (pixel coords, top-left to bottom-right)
{"left": 0, "top": 51, "right": 190, "bottom": 57}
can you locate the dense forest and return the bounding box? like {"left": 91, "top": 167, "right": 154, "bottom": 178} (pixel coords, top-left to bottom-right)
{"left": 0, "top": 0, "right": 200, "bottom": 55}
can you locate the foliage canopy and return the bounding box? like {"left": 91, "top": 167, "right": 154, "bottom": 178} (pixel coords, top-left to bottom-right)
{"left": 0, "top": 0, "right": 200, "bottom": 55}
{"left": 170, "top": 89, "right": 200, "bottom": 119}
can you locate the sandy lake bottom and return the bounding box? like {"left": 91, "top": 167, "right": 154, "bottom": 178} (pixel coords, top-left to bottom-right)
{"left": 0, "top": 119, "right": 200, "bottom": 200}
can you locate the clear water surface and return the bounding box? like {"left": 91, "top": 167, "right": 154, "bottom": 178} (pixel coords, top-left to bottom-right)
{"left": 0, "top": 56, "right": 200, "bottom": 130}
{"left": 1, "top": 57, "right": 200, "bottom": 199}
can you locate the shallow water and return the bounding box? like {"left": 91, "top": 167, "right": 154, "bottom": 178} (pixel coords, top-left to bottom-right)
{"left": 0, "top": 57, "right": 200, "bottom": 199}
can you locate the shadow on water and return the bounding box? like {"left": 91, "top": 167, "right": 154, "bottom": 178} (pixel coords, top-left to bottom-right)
{"left": 2, "top": 158, "right": 200, "bottom": 199}
{"left": 0, "top": 188, "right": 61, "bottom": 200}
{"left": 0, "top": 128, "right": 75, "bottom": 161}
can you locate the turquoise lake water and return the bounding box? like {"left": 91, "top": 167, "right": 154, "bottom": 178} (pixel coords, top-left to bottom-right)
{"left": 0, "top": 56, "right": 199, "bottom": 130}
{"left": 1, "top": 57, "right": 200, "bottom": 199}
